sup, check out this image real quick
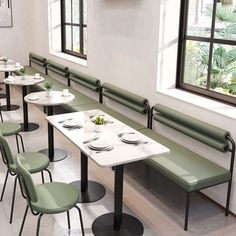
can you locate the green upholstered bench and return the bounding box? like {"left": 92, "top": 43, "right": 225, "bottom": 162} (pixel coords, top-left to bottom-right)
{"left": 61, "top": 68, "right": 101, "bottom": 111}
{"left": 142, "top": 104, "right": 235, "bottom": 230}
{"left": 14, "top": 52, "right": 46, "bottom": 76}
{"left": 71, "top": 83, "right": 150, "bottom": 130}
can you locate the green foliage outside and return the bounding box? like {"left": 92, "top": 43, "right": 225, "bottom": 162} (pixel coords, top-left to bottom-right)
{"left": 185, "top": 4, "right": 236, "bottom": 96}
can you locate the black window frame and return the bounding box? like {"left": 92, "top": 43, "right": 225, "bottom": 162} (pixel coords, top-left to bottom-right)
{"left": 61, "top": 0, "right": 87, "bottom": 59}
{"left": 176, "top": 0, "right": 236, "bottom": 106}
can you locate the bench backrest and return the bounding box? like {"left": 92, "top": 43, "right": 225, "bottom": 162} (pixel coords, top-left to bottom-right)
{"left": 45, "top": 59, "right": 69, "bottom": 77}
{"left": 101, "top": 83, "right": 150, "bottom": 127}
{"left": 151, "top": 104, "right": 232, "bottom": 153}
{"left": 68, "top": 69, "right": 101, "bottom": 92}
{"left": 29, "top": 52, "right": 46, "bottom": 67}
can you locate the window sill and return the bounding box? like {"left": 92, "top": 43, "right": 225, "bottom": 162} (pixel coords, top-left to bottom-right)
{"left": 158, "top": 88, "right": 236, "bottom": 120}
{"left": 49, "top": 51, "right": 87, "bottom": 67}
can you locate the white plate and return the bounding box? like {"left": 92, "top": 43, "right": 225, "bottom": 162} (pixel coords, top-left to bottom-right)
{"left": 5, "top": 78, "right": 15, "bottom": 82}
{"left": 121, "top": 133, "right": 142, "bottom": 144}
{"left": 61, "top": 93, "right": 71, "bottom": 97}
{"left": 34, "top": 76, "right": 42, "bottom": 80}
{"left": 88, "top": 140, "right": 110, "bottom": 150}
{"left": 63, "top": 120, "right": 81, "bottom": 128}
{"left": 28, "top": 95, "right": 39, "bottom": 101}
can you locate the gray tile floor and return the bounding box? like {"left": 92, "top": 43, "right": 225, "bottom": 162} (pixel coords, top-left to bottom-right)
{"left": 0, "top": 86, "right": 236, "bottom": 235}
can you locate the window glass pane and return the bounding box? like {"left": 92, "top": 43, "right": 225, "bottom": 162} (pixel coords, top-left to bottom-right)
{"left": 183, "top": 40, "right": 210, "bottom": 88}
{"left": 187, "top": 0, "right": 213, "bottom": 37}
{"left": 66, "top": 26, "right": 72, "bottom": 50}
{"left": 210, "top": 43, "right": 236, "bottom": 96}
{"left": 83, "top": 27, "right": 87, "bottom": 55}
{"left": 214, "top": 1, "right": 236, "bottom": 40}
{"left": 73, "top": 26, "right": 80, "bottom": 53}
{"left": 84, "top": 0, "right": 88, "bottom": 25}
{"left": 72, "top": 0, "right": 80, "bottom": 24}
{"left": 65, "top": 0, "right": 71, "bottom": 23}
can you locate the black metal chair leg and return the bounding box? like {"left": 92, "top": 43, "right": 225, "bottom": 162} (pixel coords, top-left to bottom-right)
{"left": 75, "top": 205, "right": 85, "bottom": 236}
{"left": 10, "top": 176, "right": 18, "bottom": 223}
{"left": 18, "top": 175, "right": 27, "bottom": 199}
{"left": 15, "top": 135, "right": 20, "bottom": 153}
{"left": 67, "top": 211, "right": 71, "bottom": 230}
{"left": 36, "top": 213, "right": 43, "bottom": 236}
{"left": 19, "top": 205, "right": 29, "bottom": 236}
{"left": 44, "top": 169, "right": 53, "bottom": 182}
{"left": 225, "top": 180, "right": 232, "bottom": 216}
{"left": 184, "top": 192, "right": 190, "bottom": 231}
{"left": 0, "top": 146, "right": 7, "bottom": 164}
{"left": 41, "top": 171, "right": 45, "bottom": 184}
{"left": 0, "top": 110, "right": 3, "bottom": 122}
{"left": 16, "top": 133, "right": 25, "bottom": 153}
{"left": 0, "top": 170, "right": 9, "bottom": 201}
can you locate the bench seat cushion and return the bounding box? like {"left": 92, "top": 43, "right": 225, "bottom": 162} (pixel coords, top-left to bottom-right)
{"left": 140, "top": 129, "right": 231, "bottom": 192}
{"left": 71, "top": 103, "right": 146, "bottom": 130}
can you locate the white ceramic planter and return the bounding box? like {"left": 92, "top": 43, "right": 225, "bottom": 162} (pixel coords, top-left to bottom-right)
{"left": 46, "top": 89, "right": 53, "bottom": 97}
{"left": 95, "top": 124, "right": 104, "bottom": 132}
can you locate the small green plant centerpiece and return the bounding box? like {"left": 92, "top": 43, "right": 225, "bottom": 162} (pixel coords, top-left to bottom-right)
{"left": 94, "top": 116, "right": 104, "bottom": 132}
{"left": 2, "top": 57, "right": 8, "bottom": 66}
{"left": 19, "top": 67, "right": 26, "bottom": 80}
{"left": 44, "top": 81, "right": 53, "bottom": 97}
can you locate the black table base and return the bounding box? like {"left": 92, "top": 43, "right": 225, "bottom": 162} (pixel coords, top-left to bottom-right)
{"left": 39, "top": 148, "right": 67, "bottom": 162}
{"left": 20, "top": 122, "right": 40, "bottom": 132}
{"left": 0, "top": 93, "right": 6, "bottom": 99}
{"left": 1, "top": 104, "right": 20, "bottom": 111}
{"left": 92, "top": 213, "right": 144, "bottom": 236}
{"left": 71, "top": 180, "right": 106, "bottom": 203}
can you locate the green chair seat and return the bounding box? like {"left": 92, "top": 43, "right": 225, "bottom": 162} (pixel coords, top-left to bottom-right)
{"left": 141, "top": 129, "right": 231, "bottom": 192}
{"left": 10, "top": 152, "right": 50, "bottom": 173}
{"left": 0, "top": 122, "right": 21, "bottom": 136}
{"left": 32, "top": 182, "right": 79, "bottom": 214}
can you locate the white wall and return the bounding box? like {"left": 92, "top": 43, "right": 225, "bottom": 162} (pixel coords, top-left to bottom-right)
{"left": 0, "top": 0, "right": 35, "bottom": 68}
{"left": 2, "top": 0, "right": 236, "bottom": 213}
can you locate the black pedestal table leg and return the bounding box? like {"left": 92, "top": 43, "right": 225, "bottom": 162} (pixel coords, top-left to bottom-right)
{"left": 114, "top": 165, "right": 124, "bottom": 230}
{"left": 92, "top": 164, "right": 144, "bottom": 236}
{"left": 47, "top": 106, "right": 54, "bottom": 159}
{"left": 20, "top": 86, "right": 39, "bottom": 132}
{"left": 0, "top": 72, "right": 7, "bottom": 99}
{"left": 71, "top": 151, "right": 106, "bottom": 203}
{"left": 39, "top": 105, "right": 67, "bottom": 162}
{"left": 6, "top": 84, "right": 10, "bottom": 110}
{"left": 1, "top": 74, "right": 20, "bottom": 111}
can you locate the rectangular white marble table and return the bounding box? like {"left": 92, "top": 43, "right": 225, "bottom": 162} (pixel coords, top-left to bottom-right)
{"left": 46, "top": 109, "right": 169, "bottom": 236}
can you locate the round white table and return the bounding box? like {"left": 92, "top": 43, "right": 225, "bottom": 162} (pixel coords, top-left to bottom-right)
{"left": 0, "top": 63, "right": 22, "bottom": 110}
{"left": 25, "top": 91, "right": 75, "bottom": 162}
{"left": 4, "top": 75, "right": 44, "bottom": 132}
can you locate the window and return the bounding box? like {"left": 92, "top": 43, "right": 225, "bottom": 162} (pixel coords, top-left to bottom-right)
{"left": 61, "top": 0, "right": 87, "bottom": 59}
{"left": 177, "top": 0, "right": 236, "bottom": 105}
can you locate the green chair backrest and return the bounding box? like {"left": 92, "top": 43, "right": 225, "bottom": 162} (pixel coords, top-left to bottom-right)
{"left": 0, "top": 134, "right": 15, "bottom": 165}
{"left": 16, "top": 155, "right": 38, "bottom": 202}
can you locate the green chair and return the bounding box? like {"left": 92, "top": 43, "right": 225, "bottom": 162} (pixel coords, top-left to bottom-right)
{"left": 16, "top": 155, "right": 85, "bottom": 236}
{"left": 0, "top": 134, "right": 52, "bottom": 224}
{"left": 0, "top": 106, "right": 25, "bottom": 153}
